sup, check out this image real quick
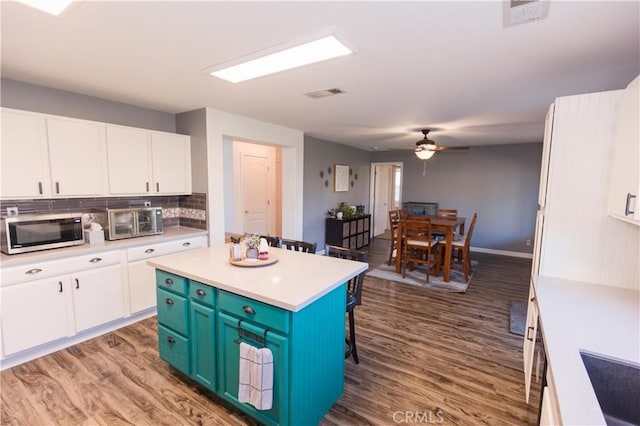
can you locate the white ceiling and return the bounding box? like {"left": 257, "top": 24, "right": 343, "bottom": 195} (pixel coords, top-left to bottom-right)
{"left": 1, "top": 1, "right": 638, "bottom": 151}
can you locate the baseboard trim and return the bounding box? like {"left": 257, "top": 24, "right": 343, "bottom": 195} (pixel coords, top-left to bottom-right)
{"left": 470, "top": 246, "right": 533, "bottom": 259}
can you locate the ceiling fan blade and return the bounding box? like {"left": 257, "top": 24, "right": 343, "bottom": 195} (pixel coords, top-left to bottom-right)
{"left": 434, "top": 146, "right": 470, "bottom": 151}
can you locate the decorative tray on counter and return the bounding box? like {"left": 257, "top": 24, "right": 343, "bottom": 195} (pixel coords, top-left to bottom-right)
{"left": 229, "top": 253, "right": 279, "bottom": 267}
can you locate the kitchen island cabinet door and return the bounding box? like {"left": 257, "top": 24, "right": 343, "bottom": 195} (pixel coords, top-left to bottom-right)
{"left": 71, "top": 264, "right": 125, "bottom": 333}
{"left": 190, "top": 302, "right": 216, "bottom": 391}
{"left": 217, "top": 312, "right": 289, "bottom": 426}
{"left": 1, "top": 277, "right": 73, "bottom": 356}
{"left": 46, "top": 116, "right": 108, "bottom": 197}
{"left": 1, "top": 109, "right": 51, "bottom": 199}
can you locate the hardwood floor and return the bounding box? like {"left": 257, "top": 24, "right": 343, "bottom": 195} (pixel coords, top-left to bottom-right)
{"left": 1, "top": 237, "right": 542, "bottom": 425}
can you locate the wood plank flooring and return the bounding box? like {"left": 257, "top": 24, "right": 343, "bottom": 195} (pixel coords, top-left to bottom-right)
{"left": 1, "top": 237, "right": 542, "bottom": 425}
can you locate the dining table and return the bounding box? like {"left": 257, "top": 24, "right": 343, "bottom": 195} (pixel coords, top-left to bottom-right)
{"left": 394, "top": 215, "right": 467, "bottom": 282}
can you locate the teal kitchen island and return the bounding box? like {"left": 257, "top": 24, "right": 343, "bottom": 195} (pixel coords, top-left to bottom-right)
{"left": 147, "top": 245, "right": 368, "bottom": 426}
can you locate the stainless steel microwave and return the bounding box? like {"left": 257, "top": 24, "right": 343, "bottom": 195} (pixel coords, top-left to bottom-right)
{"left": 1, "top": 213, "right": 85, "bottom": 255}
{"left": 96, "top": 207, "right": 163, "bottom": 241}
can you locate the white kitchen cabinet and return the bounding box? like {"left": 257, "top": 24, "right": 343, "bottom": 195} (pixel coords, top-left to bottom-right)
{"left": 608, "top": 76, "right": 639, "bottom": 225}
{"left": 46, "top": 116, "right": 108, "bottom": 197}
{"left": 522, "top": 285, "right": 539, "bottom": 403}
{"left": 127, "top": 236, "right": 205, "bottom": 313}
{"left": 537, "top": 104, "right": 554, "bottom": 208}
{"left": 71, "top": 264, "right": 124, "bottom": 332}
{"left": 106, "top": 125, "right": 191, "bottom": 196}
{"left": 0, "top": 109, "right": 51, "bottom": 198}
{"left": 1, "top": 276, "right": 73, "bottom": 356}
{"left": 539, "top": 385, "right": 560, "bottom": 426}
{"left": 151, "top": 132, "right": 191, "bottom": 194}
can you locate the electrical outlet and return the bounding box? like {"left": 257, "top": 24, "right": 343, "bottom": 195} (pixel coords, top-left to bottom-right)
{"left": 6, "top": 207, "right": 18, "bottom": 216}
{"left": 525, "top": 239, "right": 532, "bottom": 246}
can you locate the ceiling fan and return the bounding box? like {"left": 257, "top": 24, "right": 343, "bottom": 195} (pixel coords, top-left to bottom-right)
{"left": 414, "top": 129, "right": 469, "bottom": 159}
{"left": 414, "top": 129, "right": 469, "bottom": 175}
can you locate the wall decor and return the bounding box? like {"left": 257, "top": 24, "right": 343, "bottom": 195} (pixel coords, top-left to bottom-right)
{"left": 325, "top": 180, "right": 329, "bottom": 187}
{"left": 320, "top": 170, "right": 324, "bottom": 179}
{"left": 327, "top": 166, "right": 332, "bottom": 175}
{"left": 334, "top": 164, "right": 349, "bottom": 192}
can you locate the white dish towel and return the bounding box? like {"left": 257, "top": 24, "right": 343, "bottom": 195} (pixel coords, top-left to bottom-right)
{"left": 238, "top": 342, "right": 274, "bottom": 410}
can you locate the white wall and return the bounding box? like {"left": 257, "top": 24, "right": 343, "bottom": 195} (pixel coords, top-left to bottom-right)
{"left": 204, "top": 108, "right": 304, "bottom": 243}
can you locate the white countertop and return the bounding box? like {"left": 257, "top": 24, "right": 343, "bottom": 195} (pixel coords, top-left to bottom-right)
{"left": 148, "top": 244, "right": 369, "bottom": 312}
{"left": 533, "top": 275, "right": 640, "bottom": 425}
{"left": 0, "top": 226, "right": 208, "bottom": 267}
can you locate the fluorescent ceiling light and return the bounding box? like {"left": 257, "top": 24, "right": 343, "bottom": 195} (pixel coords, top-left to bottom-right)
{"left": 211, "top": 35, "right": 353, "bottom": 83}
{"left": 16, "top": 0, "right": 75, "bottom": 16}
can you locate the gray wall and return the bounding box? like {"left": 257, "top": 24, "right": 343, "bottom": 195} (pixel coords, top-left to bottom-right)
{"left": 303, "top": 136, "right": 373, "bottom": 250}
{"left": 373, "top": 142, "right": 542, "bottom": 254}
{"left": 176, "top": 108, "right": 208, "bottom": 194}
{"left": 1, "top": 78, "right": 176, "bottom": 132}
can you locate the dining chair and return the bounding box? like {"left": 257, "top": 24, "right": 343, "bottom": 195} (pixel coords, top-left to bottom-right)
{"left": 402, "top": 219, "right": 439, "bottom": 282}
{"left": 280, "top": 238, "right": 317, "bottom": 254}
{"left": 449, "top": 213, "right": 477, "bottom": 281}
{"left": 387, "top": 209, "right": 401, "bottom": 265}
{"left": 398, "top": 208, "right": 408, "bottom": 219}
{"left": 258, "top": 235, "right": 281, "bottom": 248}
{"left": 325, "top": 244, "right": 367, "bottom": 364}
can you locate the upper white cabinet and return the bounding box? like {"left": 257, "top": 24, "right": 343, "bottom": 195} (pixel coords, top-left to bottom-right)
{"left": 106, "top": 125, "right": 191, "bottom": 196}
{"left": 1, "top": 108, "right": 191, "bottom": 199}
{"left": 46, "top": 116, "right": 108, "bottom": 197}
{"left": 1, "top": 109, "right": 51, "bottom": 198}
{"left": 608, "top": 76, "right": 639, "bottom": 225}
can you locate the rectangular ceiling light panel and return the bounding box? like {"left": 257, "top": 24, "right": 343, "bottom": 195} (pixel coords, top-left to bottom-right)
{"left": 16, "top": 0, "right": 75, "bottom": 16}
{"left": 211, "top": 36, "right": 352, "bottom": 83}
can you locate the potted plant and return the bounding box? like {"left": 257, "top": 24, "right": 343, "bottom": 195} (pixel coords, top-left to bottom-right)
{"left": 244, "top": 234, "right": 261, "bottom": 259}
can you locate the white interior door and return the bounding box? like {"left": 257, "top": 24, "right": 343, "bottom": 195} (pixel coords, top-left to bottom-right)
{"left": 242, "top": 154, "right": 270, "bottom": 235}
{"left": 373, "top": 165, "right": 391, "bottom": 236}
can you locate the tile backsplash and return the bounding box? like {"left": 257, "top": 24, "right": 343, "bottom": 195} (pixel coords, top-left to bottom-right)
{"left": 0, "top": 193, "right": 207, "bottom": 230}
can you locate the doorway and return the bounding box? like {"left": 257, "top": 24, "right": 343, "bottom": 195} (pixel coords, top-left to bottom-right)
{"left": 369, "top": 162, "right": 403, "bottom": 237}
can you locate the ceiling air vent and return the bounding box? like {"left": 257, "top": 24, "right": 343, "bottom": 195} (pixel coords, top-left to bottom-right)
{"left": 503, "top": 0, "right": 550, "bottom": 28}
{"left": 305, "top": 88, "right": 345, "bottom": 99}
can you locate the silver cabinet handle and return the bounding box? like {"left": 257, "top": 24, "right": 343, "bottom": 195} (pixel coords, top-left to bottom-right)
{"left": 75, "top": 278, "right": 80, "bottom": 289}
{"left": 165, "top": 298, "right": 174, "bottom": 305}
{"left": 156, "top": 182, "right": 160, "bottom": 192}
{"left": 242, "top": 305, "right": 256, "bottom": 315}
{"left": 89, "top": 257, "right": 102, "bottom": 263}
{"left": 145, "top": 248, "right": 155, "bottom": 254}
{"left": 182, "top": 242, "right": 191, "bottom": 247}
{"left": 146, "top": 182, "right": 150, "bottom": 192}
{"left": 165, "top": 277, "right": 173, "bottom": 285}
{"left": 25, "top": 268, "right": 43, "bottom": 275}
{"left": 38, "top": 182, "right": 43, "bottom": 195}
{"left": 58, "top": 281, "right": 63, "bottom": 293}
{"left": 55, "top": 182, "right": 60, "bottom": 194}
{"left": 625, "top": 193, "right": 636, "bottom": 216}
{"left": 196, "top": 289, "right": 206, "bottom": 296}
{"left": 167, "top": 336, "right": 175, "bottom": 344}
{"left": 526, "top": 326, "right": 535, "bottom": 342}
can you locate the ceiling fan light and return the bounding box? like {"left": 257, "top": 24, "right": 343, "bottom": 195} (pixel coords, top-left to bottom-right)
{"left": 415, "top": 149, "right": 435, "bottom": 160}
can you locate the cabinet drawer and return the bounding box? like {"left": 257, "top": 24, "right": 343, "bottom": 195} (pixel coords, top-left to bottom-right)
{"left": 218, "top": 291, "right": 289, "bottom": 334}
{"left": 156, "top": 270, "right": 188, "bottom": 295}
{"left": 157, "top": 288, "right": 189, "bottom": 336}
{"left": 1, "top": 250, "right": 121, "bottom": 286}
{"left": 189, "top": 281, "right": 215, "bottom": 307}
{"left": 127, "top": 236, "right": 205, "bottom": 262}
{"left": 158, "top": 324, "right": 190, "bottom": 375}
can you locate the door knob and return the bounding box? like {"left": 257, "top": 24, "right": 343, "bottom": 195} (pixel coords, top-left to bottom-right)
{"left": 244, "top": 210, "right": 249, "bottom": 214}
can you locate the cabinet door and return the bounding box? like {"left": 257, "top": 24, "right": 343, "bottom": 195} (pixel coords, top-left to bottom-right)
{"left": 523, "top": 285, "right": 539, "bottom": 403}
{"left": 128, "top": 259, "right": 157, "bottom": 314}
{"left": 151, "top": 132, "right": 191, "bottom": 194}
{"left": 71, "top": 264, "right": 124, "bottom": 332}
{"left": 190, "top": 302, "right": 216, "bottom": 391}
{"left": 608, "top": 76, "right": 639, "bottom": 224}
{"left": 1, "top": 109, "right": 51, "bottom": 198}
{"left": 538, "top": 104, "right": 555, "bottom": 208}
{"left": 1, "top": 277, "right": 73, "bottom": 356}
{"left": 106, "top": 125, "right": 153, "bottom": 195}
{"left": 46, "top": 117, "right": 107, "bottom": 196}
{"left": 217, "top": 312, "right": 289, "bottom": 425}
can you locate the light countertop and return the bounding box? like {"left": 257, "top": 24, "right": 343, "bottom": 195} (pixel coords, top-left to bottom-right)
{"left": 533, "top": 275, "right": 640, "bottom": 425}
{"left": 0, "top": 226, "right": 208, "bottom": 267}
{"left": 148, "top": 244, "right": 369, "bottom": 312}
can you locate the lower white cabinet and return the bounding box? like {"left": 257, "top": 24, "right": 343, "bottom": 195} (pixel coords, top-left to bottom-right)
{"left": 71, "top": 264, "right": 124, "bottom": 332}
{"left": 523, "top": 284, "right": 539, "bottom": 403}
{"left": 539, "top": 385, "right": 560, "bottom": 425}
{"left": 1, "top": 276, "right": 73, "bottom": 356}
{"left": 127, "top": 236, "right": 206, "bottom": 314}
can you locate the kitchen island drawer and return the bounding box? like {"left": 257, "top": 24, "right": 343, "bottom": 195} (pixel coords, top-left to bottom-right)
{"left": 158, "top": 324, "right": 190, "bottom": 375}
{"left": 218, "top": 290, "right": 290, "bottom": 334}
{"left": 157, "top": 288, "right": 189, "bottom": 335}
{"left": 156, "top": 270, "right": 188, "bottom": 295}
{"left": 189, "top": 280, "right": 215, "bottom": 307}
